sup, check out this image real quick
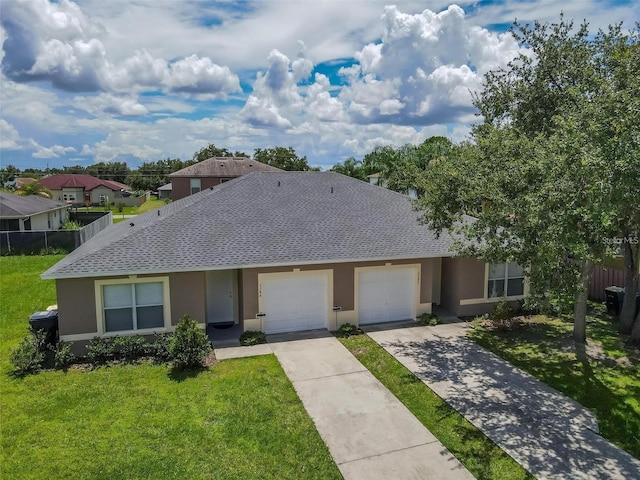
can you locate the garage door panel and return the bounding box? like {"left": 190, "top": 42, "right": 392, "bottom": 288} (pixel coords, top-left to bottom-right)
{"left": 261, "top": 272, "right": 328, "bottom": 334}
{"left": 359, "top": 268, "right": 415, "bottom": 325}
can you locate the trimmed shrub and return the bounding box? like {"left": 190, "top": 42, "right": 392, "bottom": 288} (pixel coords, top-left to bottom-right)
{"left": 417, "top": 313, "right": 440, "bottom": 326}
{"left": 169, "top": 315, "right": 212, "bottom": 369}
{"left": 336, "top": 323, "right": 363, "bottom": 338}
{"left": 86, "top": 337, "right": 117, "bottom": 364}
{"left": 239, "top": 330, "right": 267, "bottom": 346}
{"left": 52, "top": 341, "right": 76, "bottom": 368}
{"left": 492, "top": 299, "right": 516, "bottom": 322}
{"left": 10, "top": 330, "right": 46, "bottom": 374}
{"left": 151, "top": 333, "right": 173, "bottom": 363}
{"left": 115, "top": 335, "right": 149, "bottom": 361}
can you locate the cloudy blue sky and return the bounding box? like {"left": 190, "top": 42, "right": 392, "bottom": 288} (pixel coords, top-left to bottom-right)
{"left": 1, "top": 0, "right": 638, "bottom": 171}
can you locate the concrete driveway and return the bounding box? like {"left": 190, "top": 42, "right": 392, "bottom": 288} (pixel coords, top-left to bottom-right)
{"left": 367, "top": 323, "right": 640, "bottom": 480}
{"left": 269, "top": 333, "right": 474, "bottom": 480}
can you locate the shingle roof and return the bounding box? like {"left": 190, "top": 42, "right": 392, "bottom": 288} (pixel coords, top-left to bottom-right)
{"left": 42, "top": 172, "right": 458, "bottom": 279}
{"left": 169, "top": 157, "right": 282, "bottom": 177}
{"left": 40, "top": 174, "right": 129, "bottom": 191}
{"left": 0, "top": 191, "right": 67, "bottom": 218}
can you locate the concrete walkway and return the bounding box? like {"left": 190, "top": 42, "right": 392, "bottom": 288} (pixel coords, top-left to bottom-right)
{"left": 367, "top": 323, "right": 640, "bottom": 480}
{"left": 269, "top": 335, "right": 474, "bottom": 480}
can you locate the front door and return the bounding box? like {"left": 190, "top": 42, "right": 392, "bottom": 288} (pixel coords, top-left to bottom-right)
{"left": 206, "top": 270, "right": 237, "bottom": 324}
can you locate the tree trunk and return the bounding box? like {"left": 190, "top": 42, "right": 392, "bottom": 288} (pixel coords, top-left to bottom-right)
{"left": 619, "top": 242, "right": 639, "bottom": 334}
{"left": 629, "top": 309, "right": 640, "bottom": 346}
{"left": 573, "top": 259, "right": 593, "bottom": 343}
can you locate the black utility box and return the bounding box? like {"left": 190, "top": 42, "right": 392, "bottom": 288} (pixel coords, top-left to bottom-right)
{"left": 29, "top": 310, "right": 59, "bottom": 344}
{"left": 604, "top": 287, "right": 640, "bottom": 317}
{"left": 604, "top": 286, "right": 625, "bottom": 316}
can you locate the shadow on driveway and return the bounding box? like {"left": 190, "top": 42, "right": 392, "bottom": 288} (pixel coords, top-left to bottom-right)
{"left": 368, "top": 326, "right": 640, "bottom": 479}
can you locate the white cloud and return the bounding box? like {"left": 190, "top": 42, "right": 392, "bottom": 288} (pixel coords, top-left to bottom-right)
{"left": 2, "top": 1, "right": 636, "bottom": 172}
{"left": 2, "top": 0, "right": 240, "bottom": 96}
{"left": 73, "top": 93, "right": 148, "bottom": 116}
{"left": 29, "top": 138, "right": 76, "bottom": 158}
{"left": 0, "top": 119, "right": 21, "bottom": 149}
{"left": 339, "top": 4, "right": 521, "bottom": 124}
{"left": 240, "top": 48, "right": 309, "bottom": 128}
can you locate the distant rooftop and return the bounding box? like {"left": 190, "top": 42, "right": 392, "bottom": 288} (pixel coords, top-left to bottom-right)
{"left": 0, "top": 191, "right": 67, "bottom": 218}
{"left": 40, "top": 174, "right": 129, "bottom": 191}
{"left": 170, "top": 157, "right": 282, "bottom": 177}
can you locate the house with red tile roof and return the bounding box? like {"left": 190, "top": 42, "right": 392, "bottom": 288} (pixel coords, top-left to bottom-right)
{"left": 40, "top": 174, "right": 131, "bottom": 206}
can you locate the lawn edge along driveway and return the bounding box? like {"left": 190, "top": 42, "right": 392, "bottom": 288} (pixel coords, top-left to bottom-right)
{"left": 340, "top": 333, "right": 531, "bottom": 480}
{"left": 366, "top": 323, "right": 640, "bottom": 480}
{"left": 270, "top": 335, "right": 474, "bottom": 480}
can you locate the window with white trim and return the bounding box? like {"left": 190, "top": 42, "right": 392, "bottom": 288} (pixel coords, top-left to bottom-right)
{"left": 102, "top": 282, "right": 165, "bottom": 332}
{"left": 190, "top": 178, "right": 201, "bottom": 195}
{"left": 488, "top": 262, "right": 524, "bottom": 298}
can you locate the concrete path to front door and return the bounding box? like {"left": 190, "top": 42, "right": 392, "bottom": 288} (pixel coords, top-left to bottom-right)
{"left": 269, "top": 334, "right": 474, "bottom": 480}
{"left": 367, "top": 323, "right": 640, "bottom": 480}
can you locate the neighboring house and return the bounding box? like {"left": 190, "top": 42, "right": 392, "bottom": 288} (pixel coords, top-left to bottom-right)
{"left": 169, "top": 157, "right": 282, "bottom": 201}
{"left": 157, "top": 183, "right": 172, "bottom": 200}
{"left": 42, "top": 172, "right": 527, "bottom": 350}
{"left": 40, "top": 174, "right": 131, "bottom": 206}
{"left": 0, "top": 191, "right": 68, "bottom": 231}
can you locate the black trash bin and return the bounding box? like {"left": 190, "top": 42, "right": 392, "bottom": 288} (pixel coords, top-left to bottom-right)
{"left": 604, "top": 286, "right": 625, "bottom": 316}
{"left": 29, "top": 310, "right": 59, "bottom": 345}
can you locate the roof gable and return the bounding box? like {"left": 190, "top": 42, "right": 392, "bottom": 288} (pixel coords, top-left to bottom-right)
{"left": 43, "top": 172, "right": 456, "bottom": 279}
{"left": 170, "top": 157, "right": 282, "bottom": 178}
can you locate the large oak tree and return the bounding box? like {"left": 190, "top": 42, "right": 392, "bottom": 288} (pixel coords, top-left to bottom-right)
{"left": 416, "top": 18, "right": 640, "bottom": 343}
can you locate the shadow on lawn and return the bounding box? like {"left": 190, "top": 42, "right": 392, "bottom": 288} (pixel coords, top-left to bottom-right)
{"left": 167, "top": 366, "right": 208, "bottom": 382}
{"left": 471, "top": 325, "right": 640, "bottom": 457}
{"left": 378, "top": 330, "right": 640, "bottom": 478}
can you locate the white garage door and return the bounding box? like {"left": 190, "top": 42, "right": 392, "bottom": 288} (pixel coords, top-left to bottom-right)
{"left": 358, "top": 267, "right": 416, "bottom": 325}
{"left": 260, "top": 271, "right": 329, "bottom": 334}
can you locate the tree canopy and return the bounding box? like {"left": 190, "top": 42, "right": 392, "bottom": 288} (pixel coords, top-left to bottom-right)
{"left": 253, "top": 146, "right": 317, "bottom": 171}
{"left": 416, "top": 18, "right": 640, "bottom": 343}
{"left": 192, "top": 144, "right": 248, "bottom": 162}
{"left": 331, "top": 136, "right": 455, "bottom": 197}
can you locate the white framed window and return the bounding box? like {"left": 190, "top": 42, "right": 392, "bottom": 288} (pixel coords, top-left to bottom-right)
{"left": 190, "top": 178, "right": 201, "bottom": 195}
{"left": 488, "top": 262, "right": 524, "bottom": 298}
{"left": 95, "top": 277, "right": 170, "bottom": 334}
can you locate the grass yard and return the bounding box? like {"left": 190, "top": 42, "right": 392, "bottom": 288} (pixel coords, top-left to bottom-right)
{"left": 0, "top": 256, "right": 340, "bottom": 480}
{"left": 87, "top": 196, "right": 167, "bottom": 216}
{"left": 468, "top": 310, "right": 640, "bottom": 459}
{"left": 339, "top": 334, "right": 532, "bottom": 480}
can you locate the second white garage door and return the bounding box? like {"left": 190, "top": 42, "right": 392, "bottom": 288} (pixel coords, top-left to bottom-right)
{"left": 260, "top": 271, "right": 329, "bottom": 334}
{"left": 358, "top": 267, "right": 416, "bottom": 325}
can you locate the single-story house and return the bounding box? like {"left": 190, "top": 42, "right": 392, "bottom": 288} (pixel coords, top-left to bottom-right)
{"left": 157, "top": 183, "right": 172, "bottom": 200}
{"left": 169, "top": 156, "right": 282, "bottom": 201}
{"left": 42, "top": 172, "right": 527, "bottom": 350}
{"left": 40, "top": 174, "right": 132, "bottom": 207}
{"left": 0, "top": 191, "right": 68, "bottom": 231}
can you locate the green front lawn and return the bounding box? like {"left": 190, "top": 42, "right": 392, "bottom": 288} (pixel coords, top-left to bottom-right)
{"left": 85, "top": 197, "right": 167, "bottom": 216}
{"left": 0, "top": 256, "right": 340, "bottom": 480}
{"left": 340, "top": 335, "right": 532, "bottom": 480}
{"left": 468, "top": 311, "right": 640, "bottom": 459}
